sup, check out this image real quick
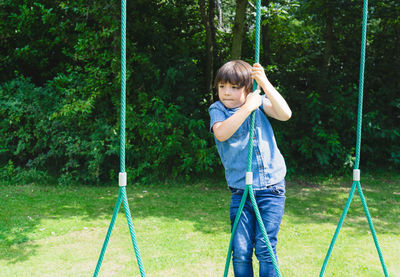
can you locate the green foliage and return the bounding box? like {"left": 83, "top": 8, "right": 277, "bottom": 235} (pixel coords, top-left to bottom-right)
{"left": 258, "top": 0, "right": 400, "bottom": 172}
{"left": 0, "top": 0, "right": 398, "bottom": 184}
{"left": 0, "top": 160, "right": 50, "bottom": 185}
{"left": 0, "top": 76, "right": 116, "bottom": 185}
{"left": 126, "top": 94, "right": 216, "bottom": 182}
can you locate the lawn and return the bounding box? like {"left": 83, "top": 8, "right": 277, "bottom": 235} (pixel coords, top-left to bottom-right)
{"left": 0, "top": 172, "right": 399, "bottom": 276}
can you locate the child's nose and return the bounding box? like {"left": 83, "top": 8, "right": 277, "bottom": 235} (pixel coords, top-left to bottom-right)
{"left": 227, "top": 87, "right": 236, "bottom": 94}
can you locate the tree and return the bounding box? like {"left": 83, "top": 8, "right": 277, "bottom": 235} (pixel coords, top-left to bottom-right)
{"left": 262, "top": 0, "right": 271, "bottom": 65}
{"left": 199, "top": 0, "right": 217, "bottom": 98}
{"left": 231, "top": 0, "right": 248, "bottom": 59}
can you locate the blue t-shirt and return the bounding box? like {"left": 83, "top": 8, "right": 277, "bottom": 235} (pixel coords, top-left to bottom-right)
{"left": 209, "top": 97, "right": 286, "bottom": 190}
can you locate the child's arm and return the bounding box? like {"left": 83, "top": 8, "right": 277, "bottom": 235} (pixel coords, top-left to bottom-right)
{"left": 251, "top": 63, "right": 292, "bottom": 121}
{"left": 213, "top": 91, "right": 261, "bottom": 142}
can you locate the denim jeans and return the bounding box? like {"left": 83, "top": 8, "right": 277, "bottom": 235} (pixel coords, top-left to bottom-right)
{"left": 230, "top": 180, "right": 286, "bottom": 277}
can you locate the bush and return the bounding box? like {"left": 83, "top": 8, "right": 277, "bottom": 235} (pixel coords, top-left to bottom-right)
{"left": 0, "top": 76, "right": 117, "bottom": 185}
{"left": 0, "top": 76, "right": 219, "bottom": 185}
{"left": 126, "top": 93, "right": 216, "bottom": 182}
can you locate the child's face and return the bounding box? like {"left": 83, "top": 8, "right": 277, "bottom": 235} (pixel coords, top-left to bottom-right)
{"left": 218, "top": 82, "right": 247, "bottom": 109}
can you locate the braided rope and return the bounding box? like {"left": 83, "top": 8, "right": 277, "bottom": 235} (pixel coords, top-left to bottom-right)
{"left": 319, "top": 182, "right": 358, "bottom": 276}
{"left": 223, "top": 186, "right": 249, "bottom": 277}
{"left": 356, "top": 182, "right": 389, "bottom": 276}
{"left": 120, "top": 0, "right": 126, "bottom": 172}
{"left": 93, "top": 189, "right": 123, "bottom": 277}
{"left": 248, "top": 188, "right": 282, "bottom": 276}
{"left": 354, "top": 0, "right": 367, "bottom": 171}
{"left": 121, "top": 187, "right": 146, "bottom": 276}
{"left": 224, "top": 0, "right": 281, "bottom": 276}
{"left": 319, "top": 0, "right": 388, "bottom": 275}
{"left": 93, "top": 0, "right": 146, "bottom": 276}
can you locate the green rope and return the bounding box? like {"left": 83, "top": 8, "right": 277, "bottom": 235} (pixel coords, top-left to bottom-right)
{"left": 319, "top": 0, "right": 388, "bottom": 276}
{"left": 223, "top": 186, "right": 249, "bottom": 276}
{"left": 354, "top": 0, "right": 367, "bottom": 171}
{"left": 224, "top": 0, "right": 282, "bottom": 276}
{"left": 93, "top": 188, "right": 123, "bottom": 276}
{"left": 356, "top": 182, "right": 389, "bottom": 276}
{"left": 120, "top": 0, "right": 126, "bottom": 173}
{"left": 121, "top": 187, "right": 146, "bottom": 276}
{"left": 93, "top": 0, "right": 146, "bottom": 276}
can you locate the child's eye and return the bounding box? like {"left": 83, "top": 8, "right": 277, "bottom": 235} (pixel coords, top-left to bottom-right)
{"left": 219, "top": 85, "right": 224, "bottom": 88}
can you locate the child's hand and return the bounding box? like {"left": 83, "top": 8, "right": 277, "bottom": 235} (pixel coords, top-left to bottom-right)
{"left": 251, "top": 63, "right": 268, "bottom": 87}
{"left": 244, "top": 89, "right": 262, "bottom": 112}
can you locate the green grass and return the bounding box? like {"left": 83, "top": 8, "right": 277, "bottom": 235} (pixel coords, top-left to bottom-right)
{"left": 0, "top": 172, "right": 399, "bottom": 276}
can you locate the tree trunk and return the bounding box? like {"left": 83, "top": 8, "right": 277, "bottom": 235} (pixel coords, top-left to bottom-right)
{"left": 210, "top": 0, "right": 217, "bottom": 84}
{"left": 231, "top": 0, "right": 248, "bottom": 60}
{"left": 323, "top": 7, "right": 334, "bottom": 69}
{"left": 199, "top": 0, "right": 216, "bottom": 100}
{"left": 216, "top": 0, "right": 223, "bottom": 30}
{"left": 261, "top": 0, "right": 271, "bottom": 66}
{"left": 321, "top": 1, "right": 334, "bottom": 93}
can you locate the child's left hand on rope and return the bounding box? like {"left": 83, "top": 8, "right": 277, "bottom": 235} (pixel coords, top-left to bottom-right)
{"left": 251, "top": 63, "right": 268, "bottom": 89}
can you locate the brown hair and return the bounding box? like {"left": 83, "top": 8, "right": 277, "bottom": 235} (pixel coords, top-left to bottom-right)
{"left": 214, "top": 60, "right": 253, "bottom": 93}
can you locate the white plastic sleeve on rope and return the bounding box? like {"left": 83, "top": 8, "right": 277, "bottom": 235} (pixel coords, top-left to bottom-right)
{"left": 246, "top": 172, "right": 253, "bottom": 185}
{"left": 353, "top": 169, "right": 361, "bottom": 181}
{"left": 119, "top": 172, "right": 127, "bottom": 187}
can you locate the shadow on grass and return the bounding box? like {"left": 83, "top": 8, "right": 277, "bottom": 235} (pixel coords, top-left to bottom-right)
{"left": 0, "top": 220, "right": 38, "bottom": 264}
{"left": 0, "top": 173, "right": 398, "bottom": 264}
{"left": 285, "top": 174, "right": 400, "bottom": 236}
{"left": 0, "top": 177, "right": 231, "bottom": 264}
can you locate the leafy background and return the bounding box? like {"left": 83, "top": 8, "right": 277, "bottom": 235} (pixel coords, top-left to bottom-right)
{"left": 1, "top": 0, "right": 399, "bottom": 185}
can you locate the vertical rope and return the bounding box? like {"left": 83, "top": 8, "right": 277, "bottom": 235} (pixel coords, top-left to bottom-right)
{"left": 120, "top": 0, "right": 126, "bottom": 173}
{"left": 93, "top": 1, "right": 146, "bottom": 276}
{"left": 120, "top": 0, "right": 146, "bottom": 275}
{"left": 248, "top": 0, "right": 281, "bottom": 275}
{"left": 354, "top": 0, "right": 368, "bottom": 170}
{"left": 224, "top": 1, "right": 281, "bottom": 276}
{"left": 246, "top": 0, "right": 262, "bottom": 174}
{"left": 320, "top": 0, "right": 388, "bottom": 275}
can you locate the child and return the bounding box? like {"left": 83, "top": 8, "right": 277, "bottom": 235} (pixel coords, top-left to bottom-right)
{"left": 209, "top": 60, "right": 291, "bottom": 277}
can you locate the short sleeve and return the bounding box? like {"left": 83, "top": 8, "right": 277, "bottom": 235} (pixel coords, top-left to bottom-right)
{"left": 209, "top": 103, "right": 227, "bottom": 133}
